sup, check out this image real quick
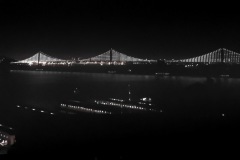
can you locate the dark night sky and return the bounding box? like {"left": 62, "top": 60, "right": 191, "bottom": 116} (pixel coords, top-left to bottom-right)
{"left": 1, "top": 0, "right": 240, "bottom": 60}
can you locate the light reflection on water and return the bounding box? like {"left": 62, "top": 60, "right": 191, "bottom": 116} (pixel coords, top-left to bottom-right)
{"left": 1, "top": 70, "right": 240, "bottom": 111}
{"left": 1, "top": 70, "right": 240, "bottom": 155}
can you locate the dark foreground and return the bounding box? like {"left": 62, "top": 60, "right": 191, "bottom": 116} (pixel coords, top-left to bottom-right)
{"left": 1, "top": 105, "right": 239, "bottom": 159}
{"left": 1, "top": 70, "right": 240, "bottom": 159}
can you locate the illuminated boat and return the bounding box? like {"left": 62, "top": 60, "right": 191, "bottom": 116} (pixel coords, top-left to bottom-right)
{"left": 60, "top": 98, "right": 162, "bottom": 115}
{"left": 59, "top": 85, "right": 163, "bottom": 115}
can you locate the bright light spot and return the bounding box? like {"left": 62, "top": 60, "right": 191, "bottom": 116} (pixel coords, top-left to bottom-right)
{"left": 41, "top": 110, "right": 44, "bottom": 113}
{"left": 222, "top": 114, "right": 225, "bottom": 117}
{"left": 32, "top": 108, "right": 35, "bottom": 111}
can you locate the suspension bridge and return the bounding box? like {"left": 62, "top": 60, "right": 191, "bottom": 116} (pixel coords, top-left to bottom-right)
{"left": 168, "top": 48, "right": 240, "bottom": 64}
{"left": 11, "top": 48, "right": 240, "bottom": 66}
{"left": 12, "top": 49, "right": 156, "bottom": 66}
{"left": 12, "top": 51, "right": 65, "bottom": 66}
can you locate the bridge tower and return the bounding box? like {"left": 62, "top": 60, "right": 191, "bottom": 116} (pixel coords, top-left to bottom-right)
{"left": 110, "top": 48, "right": 113, "bottom": 63}
{"left": 37, "top": 52, "right": 41, "bottom": 66}
{"left": 220, "top": 48, "right": 224, "bottom": 63}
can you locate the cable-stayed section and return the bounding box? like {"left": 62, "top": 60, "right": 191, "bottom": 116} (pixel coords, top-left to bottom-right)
{"left": 169, "top": 48, "right": 240, "bottom": 64}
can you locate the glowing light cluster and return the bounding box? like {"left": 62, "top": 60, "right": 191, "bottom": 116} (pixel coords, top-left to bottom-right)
{"left": 0, "top": 140, "right": 8, "bottom": 147}
{"left": 60, "top": 104, "right": 111, "bottom": 114}
{"left": 141, "top": 97, "right": 152, "bottom": 102}
{"left": 0, "top": 125, "right": 15, "bottom": 148}
{"left": 0, "top": 132, "right": 8, "bottom": 147}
